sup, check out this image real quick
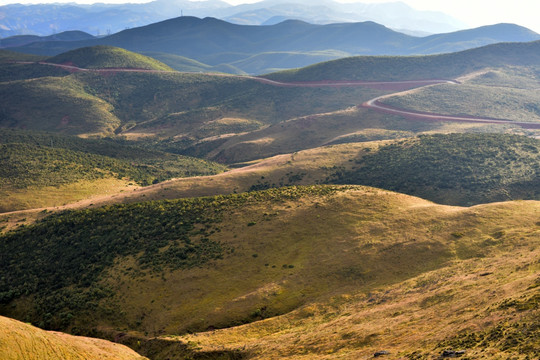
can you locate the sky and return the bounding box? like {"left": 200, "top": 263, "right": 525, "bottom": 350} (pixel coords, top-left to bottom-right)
{"left": 1, "top": 0, "right": 539, "bottom": 33}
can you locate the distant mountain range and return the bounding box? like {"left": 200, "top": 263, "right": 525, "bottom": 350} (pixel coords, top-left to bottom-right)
{"left": 4, "top": 16, "right": 539, "bottom": 75}
{"left": 0, "top": 0, "right": 466, "bottom": 38}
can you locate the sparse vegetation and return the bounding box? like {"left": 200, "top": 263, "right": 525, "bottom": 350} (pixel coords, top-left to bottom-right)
{"left": 0, "top": 129, "right": 226, "bottom": 211}
{"left": 329, "top": 133, "right": 540, "bottom": 205}
{"left": 48, "top": 46, "right": 174, "bottom": 71}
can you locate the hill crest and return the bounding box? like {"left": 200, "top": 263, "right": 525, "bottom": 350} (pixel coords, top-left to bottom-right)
{"left": 47, "top": 45, "right": 174, "bottom": 70}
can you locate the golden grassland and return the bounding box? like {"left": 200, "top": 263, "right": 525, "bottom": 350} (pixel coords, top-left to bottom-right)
{"left": 1, "top": 186, "right": 538, "bottom": 359}
{"left": 177, "top": 208, "right": 539, "bottom": 360}
{"left": 91, "top": 189, "right": 538, "bottom": 360}
{"left": 0, "top": 315, "right": 147, "bottom": 360}
{"left": 0, "top": 177, "right": 138, "bottom": 214}
{"left": 69, "top": 188, "right": 537, "bottom": 356}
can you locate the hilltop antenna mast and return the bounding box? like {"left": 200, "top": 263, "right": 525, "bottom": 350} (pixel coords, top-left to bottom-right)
{"left": 181, "top": 10, "right": 183, "bottom": 17}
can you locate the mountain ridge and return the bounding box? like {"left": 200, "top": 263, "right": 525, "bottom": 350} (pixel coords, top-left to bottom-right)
{"left": 6, "top": 17, "right": 539, "bottom": 74}
{"left": 0, "top": 0, "right": 465, "bottom": 38}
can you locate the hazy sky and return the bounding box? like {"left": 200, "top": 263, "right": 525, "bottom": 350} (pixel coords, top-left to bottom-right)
{"left": 1, "top": 0, "right": 539, "bottom": 33}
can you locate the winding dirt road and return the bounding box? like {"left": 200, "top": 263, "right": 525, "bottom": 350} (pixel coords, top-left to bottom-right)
{"left": 362, "top": 90, "right": 540, "bottom": 130}
{"left": 17, "top": 61, "right": 540, "bottom": 129}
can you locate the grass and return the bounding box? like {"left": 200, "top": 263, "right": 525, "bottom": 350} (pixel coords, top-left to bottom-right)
{"left": 0, "top": 178, "right": 136, "bottom": 213}
{"left": 0, "top": 129, "right": 226, "bottom": 212}
{"left": 177, "top": 199, "right": 539, "bottom": 359}
{"left": 1, "top": 185, "right": 538, "bottom": 359}
{"left": 0, "top": 315, "right": 146, "bottom": 360}
{"left": 0, "top": 75, "right": 120, "bottom": 135}
{"left": 266, "top": 41, "right": 540, "bottom": 82}
{"left": 48, "top": 46, "right": 174, "bottom": 71}
{"left": 0, "top": 62, "right": 70, "bottom": 82}
{"left": 329, "top": 133, "right": 540, "bottom": 206}
{"left": 381, "top": 77, "right": 540, "bottom": 123}
{"left": 19, "top": 133, "right": 538, "bottom": 212}
{"left": 0, "top": 49, "right": 46, "bottom": 62}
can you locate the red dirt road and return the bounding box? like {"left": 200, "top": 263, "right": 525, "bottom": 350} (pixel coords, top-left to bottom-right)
{"left": 16, "top": 61, "right": 540, "bottom": 129}
{"left": 362, "top": 94, "right": 540, "bottom": 129}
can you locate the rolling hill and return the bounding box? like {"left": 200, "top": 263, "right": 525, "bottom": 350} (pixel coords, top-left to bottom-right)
{"left": 6, "top": 16, "right": 539, "bottom": 74}
{"left": 2, "top": 42, "right": 539, "bottom": 162}
{"left": 329, "top": 133, "right": 540, "bottom": 206}
{"left": 0, "top": 185, "right": 538, "bottom": 359}
{"left": 266, "top": 40, "right": 540, "bottom": 82}
{"left": 378, "top": 66, "right": 540, "bottom": 123}
{"left": 0, "top": 129, "right": 226, "bottom": 212}
{"left": 0, "top": 46, "right": 383, "bottom": 142}
{"left": 0, "top": 0, "right": 465, "bottom": 38}
{"left": 0, "top": 315, "right": 146, "bottom": 360}
{"left": 0, "top": 30, "right": 95, "bottom": 48}
{"left": 48, "top": 46, "right": 174, "bottom": 71}
{"left": 13, "top": 133, "right": 535, "bottom": 212}
{"left": 1, "top": 25, "right": 540, "bottom": 360}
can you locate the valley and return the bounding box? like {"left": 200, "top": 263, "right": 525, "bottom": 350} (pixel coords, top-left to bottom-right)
{"left": 0, "top": 14, "right": 539, "bottom": 360}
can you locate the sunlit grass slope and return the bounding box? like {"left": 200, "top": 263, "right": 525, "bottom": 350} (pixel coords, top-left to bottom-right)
{"left": 0, "top": 130, "right": 226, "bottom": 212}
{"left": 48, "top": 46, "right": 174, "bottom": 71}
{"left": 382, "top": 83, "right": 540, "bottom": 123}
{"left": 0, "top": 315, "right": 147, "bottom": 360}
{"left": 330, "top": 133, "right": 540, "bottom": 206}
{"left": 179, "top": 198, "right": 539, "bottom": 359}
{"left": 1, "top": 185, "right": 538, "bottom": 360}
{"left": 266, "top": 40, "right": 540, "bottom": 82}
{"left": 28, "top": 133, "right": 538, "bottom": 212}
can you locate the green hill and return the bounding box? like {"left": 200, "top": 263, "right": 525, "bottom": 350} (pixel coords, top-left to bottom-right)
{"left": 266, "top": 40, "right": 540, "bottom": 82}
{"left": 141, "top": 52, "right": 213, "bottom": 72}
{"left": 0, "top": 75, "right": 122, "bottom": 135}
{"left": 0, "top": 62, "right": 70, "bottom": 82}
{"left": 0, "top": 130, "right": 226, "bottom": 212}
{"left": 0, "top": 50, "right": 68, "bottom": 81}
{"left": 82, "top": 133, "right": 540, "bottom": 209}
{"left": 0, "top": 186, "right": 538, "bottom": 359}
{"left": 0, "top": 59, "right": 378, "bottom": 140}
{"left": 329, "top": 133, "right": 540, "bottom": 206}
{"left": 379, "top": 65, "right": 540, "bottom": 123}
{"left": 0, "top": 49, "right": 46, "bottom": 62}
{"left": 48, "top": 46, "right": 174, "bottom": 71}
{"left": 142, "top": 52, "right": 246, "bottom": 75}
{"left": 0, "top": 315, "right": 146, "bottom": 360}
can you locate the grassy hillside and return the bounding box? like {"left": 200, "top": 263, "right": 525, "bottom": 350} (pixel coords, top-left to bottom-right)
{"left": 0, "top": 130, "right": 226, "bottom": 212}
{"left": 0, "top": 315, "right": 146, "bottom": 360}
{"left": 230, "top": 50, "right": 350, "bottom": 75}
{"left": 199, "top": 106, "right": 514, "bottom": 164}
{"left": 266, "top": 40, "right": 540, "bottom": 82}
{"left": 143, "top": 52, "right": 246, "bottom": 75}
{"left": 0, "top": 62, "right": 71, "bottom": 82}
{"left": 0, "top": 75, "right": 121, "bottom": 135}
{"left": 329, "top": 133, "right": 540, "bottom": 206}
{"left": 0, "top": 186, "right": 538, "bottom": 360}
{"left": 379, "top": 66, "right": 540, "bottom": 123}
{"left": 0, "top": 61, "right": 381, "bottom": 140}
{"left": 57, "top": 133, "right": 540, "bottom": 210}
{"left": 0, "top": 49, "right": 46, "bottom": 62}
{"left": 48, "top": 46, "right": 174, "bottom": 71}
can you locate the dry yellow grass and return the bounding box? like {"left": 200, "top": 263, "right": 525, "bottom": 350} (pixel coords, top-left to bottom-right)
{"left": 0, "top": 177, "right": 138, "bottom": 213}
{"left": 168, "top": 200, "right": 539, "bottom": 359}
{"left": 75, "top": 189, "right": 536, "bottom": 355}
{"left": 2, "top": 186, "right": 538, "bottom": 359}
{"left": 0, "top": 315, "right": 147, "bottom": 360}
